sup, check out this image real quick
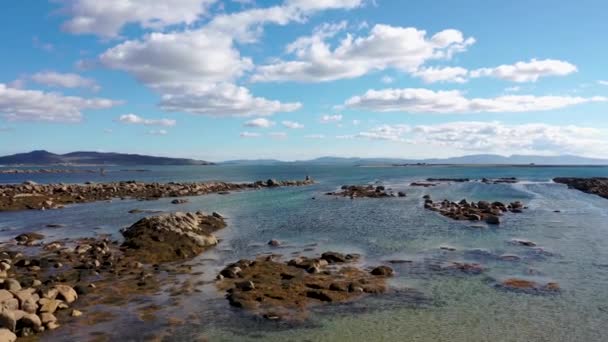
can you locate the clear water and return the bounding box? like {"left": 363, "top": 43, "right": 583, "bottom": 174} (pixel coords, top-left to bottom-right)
{"left": 1, "top": 165, "right": 608, "bottom": 341}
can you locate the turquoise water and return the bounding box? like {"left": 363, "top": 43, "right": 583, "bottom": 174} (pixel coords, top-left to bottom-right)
{"left": 1, "top": 165, "right": 608, "bottom": 341}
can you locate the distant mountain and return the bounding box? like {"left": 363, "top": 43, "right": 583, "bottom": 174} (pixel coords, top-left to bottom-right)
{"left": 220, "top": 154, "right": 608, "bottom": 166}
{"left": 0, "top": 150, "right": 213, "bottom": 166}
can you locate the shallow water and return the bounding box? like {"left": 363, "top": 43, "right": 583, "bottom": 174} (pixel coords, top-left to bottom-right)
{"left": 1, "top": 165, "right": 608, "bottom": 341}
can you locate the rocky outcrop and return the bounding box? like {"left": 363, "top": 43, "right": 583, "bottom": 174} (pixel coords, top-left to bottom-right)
{"left": 327, "top": 185, "right": 400, "bottom": 198}
{"left": 0, "top": 178, "right": 315, "bottom": 212}
{"left": 217, "top": 253, "right": 390, "bottom": 320}
{"left": 554, "top": 177, "right": 608, "bottom": 199}
{"left": 424, "top": 197, "right": 526, "bottom": 224}
{"left": 121, "top": 212, "right": 226, "bottom": 263}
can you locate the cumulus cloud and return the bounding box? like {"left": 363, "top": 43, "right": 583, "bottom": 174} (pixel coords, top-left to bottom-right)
{"left": 598, "top": 80, "right": 608, "bottom": 86}
{"left": 30, "top": 71, "right": 100, "bottom": 91}
{"left": 58, "top": 0, "right": 218, "bottom": 38}
{"left": 147, "top": 129, "right": 168, "bottom": 136}
{"left": 413, "top": 66, "right": 468, "bottom": 83}
{"left": 470, "top": 59, "right": 577, "bottom": 83}
{"left": 268, "top": 132, "right": 288, "bottom": 139}
{"left": 350, "top": 121, "right": 608, "bottom": 157}
{"left": 0, "top": 83, "right": 121, "bottom": 122}
{"left": 252, "top": 24, "right": 474, "bottom": 82}
{"left": 304, "top": 134, "right": 325, "bottom": 139}
{"left": 320, "top": 114, "right": 343, "bottom": 123}
{"left": 240, "top": 131, "right": 261, "bottom": 138}
{"left": 245, "top": 118, "right": 275, "bottom": 128}
{"left": 118, "top": 113, "right": 176, "bottom": 127}
{"left": 159, "top": 83, "right": 301, "bottom": 117}
{"left": 344, "top": 88, "right": 606, "bottom": 113}
{"left": 282, "top": 120, "right": 304, "bottom": 128}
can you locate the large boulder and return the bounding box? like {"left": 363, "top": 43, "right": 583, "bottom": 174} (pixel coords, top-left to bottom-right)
{"left": 121, "top": 211, "right": 226, "bottom": 263}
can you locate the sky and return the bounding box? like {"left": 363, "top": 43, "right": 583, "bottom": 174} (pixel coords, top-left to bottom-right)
{"left": 1, "top": 0, "right": 608, "bottom": 162}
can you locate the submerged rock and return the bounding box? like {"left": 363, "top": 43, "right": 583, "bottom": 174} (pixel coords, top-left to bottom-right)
{"left": 326, "top": 185, "right": 392, "bottom": 198}
{"left": 498, "top": 278, "right": 560, "bottom": 293}
{"left": 218, "top": 253, "right": 389, "bottom": 321}
{"left": 121, "top": 211, "right": 226, "bottom": 263}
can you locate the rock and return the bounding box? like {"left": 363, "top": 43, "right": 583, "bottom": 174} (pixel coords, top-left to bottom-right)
{"left": 0, "top": 328, "right": 16, "bottom": 341}
{"left": 0, "top": 307, "right": 16, "bottom": 332}
{"left": 485, "top": 215, "right": 500, "bottom": 225}
{"left": 370, "top": 266, "right": 394, "bottom": 276}
{"left": 14, "top": 232, "right": 44, "bottom": 245}
{"left": 511, "top": 239, "right": 537, "bottom": 247}
{"left": 20, "top": 313, "right": 43, "bottom": 332}
{"left": 0, "top": 290, "right": 13, "bottom": 302}
{"left": 1, "top": 299, "right": 18, "bottom": 311}
{"left": 171, "top": 199, "right": 188, "bottom": 205}
{"left": 54, "top": 284, "right": 77, "bottom": 304}
{"left": 235, "top": 281, "right": 255, "bottom": 291}
{"left": 397, "top": 191, "right": 406, "bottom": 197}
{"left": 266, "top": 179, "right": 279, "bottom": 187}
{"left": 320, "top": 252, "right": 347, "bottom": 264}
{"left": 3, "top": 279, "right": 20, "bottom": 292}
{"left": 38, "top": 299, "right": 60, "bottom": 314}
{"left": 268, "top": 239, "right": 281, "bottom": 247}
{"left": 220, "top": 266, "right": 242, "bottom": 279}
{"left": 21, "top": 298, "right": 38, "bottom": 314}
{"left": 121, "top": 211, "right": 226, "bottom": 263}
{"left": 39, "top": 312, "right": 56, "bottom": 325}
{"left": 70, "top": 309, "right": 82, "bottom": 317}
{"left": 46, "top": 321, "right": 60, "bottom": 330}
{"left": 212, "top": 212, "right": 223, "bottom": 219}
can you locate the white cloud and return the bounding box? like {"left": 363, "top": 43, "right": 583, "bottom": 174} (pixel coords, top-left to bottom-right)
{"left": 350, "top": 122, "right": 608, "bottom": 157}
{"left": 118, "top": 113, "right": 176, "bottom": 127}
{"left": 344, "top": 88, "right": 606, "bottom": 113}
{"left": 0, "top": 83, "right": 121, "bottom": 122}
{"left": 159, "top": 83, "right": 301, "bottom": 117}
{"left": 381, "top": 76, "right": 394, "bottom": 84}
{"left": 282, "top": 120, "right": 304, "bottom": 128}
{"left": 30, "top": 71, "right": 100, "bottom": 91}
{"left": 240, "top": 131, "right": 261, "bottom": 138}
{"left": 320, "top": 114, "right": 343, "bottom": 123}
{"left": 58, "top": 0, "right": 218, "bottom": 38}
{"left": 304, "top": 134, "right": 325, "bottom": 139}
{"left": 245, "top": 118, "right": 275, "bottom": 128}
{"left": 471, "top": 59, "right": 577, "bottom": 83}
{"left": 147, "top": 129, "right": 168, "bottom": 136}
{"left": 252, "top": 24, "right": 474, "bottom": 82}
{"left": 269, "top": 132, "right": 288, "bottom": 139}
{"left": 413, "top": 66, "right": 468, "bottom": 83}
{"left": 352, "top": 119, "right": 361, "bottom": 125}
{"left": 598, "top": 80, "right": 608, "bottom": 86}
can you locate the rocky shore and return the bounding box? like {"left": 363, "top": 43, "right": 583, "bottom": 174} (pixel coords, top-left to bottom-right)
{"left": 0, "top": 178, "right": 314, "bottom": 212}
{"left": 327, "top": 185, "right": 405, "bottom": 198}
{"left": 554, "top": 177, "right": 608, "bottom": 199}
{"left": 0, "top": 211, "right": 229, "bottom": 339}
{"left": 424, "top": 196, "right": 525, "bottom": 224}
{"left": 217, "top": 252, "right": 392, "bottom": 320}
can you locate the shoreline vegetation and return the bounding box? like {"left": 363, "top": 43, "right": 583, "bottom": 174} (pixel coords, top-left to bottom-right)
{"left": 0, "top": 176, "right": 605, "bottom": 339}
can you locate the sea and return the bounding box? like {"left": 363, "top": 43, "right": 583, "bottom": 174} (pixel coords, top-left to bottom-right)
{"left": 1, "top": 164, "right": 607, "bottom": 341}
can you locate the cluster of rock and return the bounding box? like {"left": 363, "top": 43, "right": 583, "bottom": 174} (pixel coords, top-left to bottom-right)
{"left": 327, "top": 185, "right": 406, "bottom": 198}
{"left": 410, "top": 177, "right": 519, "bottom": 187}
{"left": 0, "top": 169, "right": 97, "bottom": 174}
{"left": 482, "top": 177, "right": 518, "bottom": 184}
{"left": 554, "top": 177, "right": 608, "bottom": 199}
{"left": 0, "top": 178, "right": 314, "bottom": 211}
{"left": 0, "top": 249, "right": 80, "bottom": 340}
{"left": 217, "top": 252, "right": 393, "bottom": 320}
{"left": 424, "top": 196, "right": 525, "bottom": 224}
{"left": 121, "top": 211, "right": 226, "bottom": 263}
{"left": 497, "top": 278, "right": 560, "bottom": 293}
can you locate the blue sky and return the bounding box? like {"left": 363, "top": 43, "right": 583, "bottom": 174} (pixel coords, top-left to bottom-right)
{"left": 1, "top": 0, "right": 607, "bottom": 161}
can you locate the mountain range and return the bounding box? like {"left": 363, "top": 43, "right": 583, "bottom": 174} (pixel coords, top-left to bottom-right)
{"left": 0, "top": 150, "right": 213, "bottom": 166}
{"left": 222, "top": 154, "right": 608, "bottom": 166}
{"left": 1, "top": 151, "right": 607, "bottom": 166}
